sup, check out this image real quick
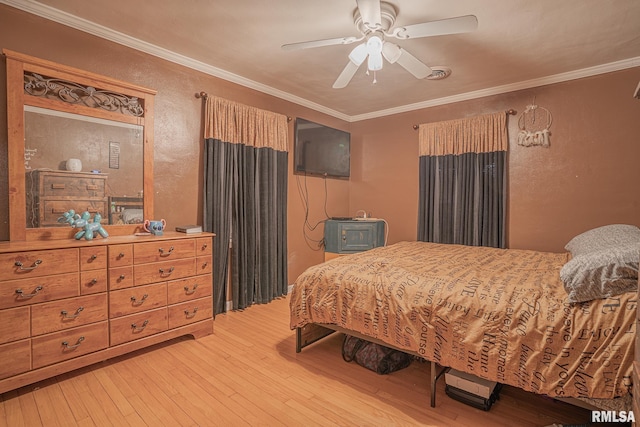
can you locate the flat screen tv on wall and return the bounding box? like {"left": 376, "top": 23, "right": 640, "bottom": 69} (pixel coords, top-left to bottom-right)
{"left": 294, "top": 118, "right": 350, "bottom": 179}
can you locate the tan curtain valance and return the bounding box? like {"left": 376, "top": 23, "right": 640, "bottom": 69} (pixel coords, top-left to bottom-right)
{"left": 418, "top": 111, "right": 508, "bottom": 157}
{"left": 204, "top": 96, "right": 289, "bottom": 152}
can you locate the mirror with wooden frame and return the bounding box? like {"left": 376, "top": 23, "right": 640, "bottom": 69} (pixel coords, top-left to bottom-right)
{"left": 4, "top": 49, "right": 155, "bottom": 241}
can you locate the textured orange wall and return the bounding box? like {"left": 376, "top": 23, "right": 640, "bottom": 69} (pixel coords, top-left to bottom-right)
{"left": 350, "top": 69, "right": 640, "bottom": 252}
{"left": 1, "top": 4, "right": 639, "bottom": 286}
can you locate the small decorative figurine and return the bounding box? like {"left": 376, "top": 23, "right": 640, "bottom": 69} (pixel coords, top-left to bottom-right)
{"left": 143, "top": 219, "right": 166, "bottom": 236}
{"left": 58, "top": 209, "right": 109, "bottom": 240}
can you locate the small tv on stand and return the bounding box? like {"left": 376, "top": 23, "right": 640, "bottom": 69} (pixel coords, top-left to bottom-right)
{"left": 294, "top": 118, "right": 350, "bottom": 179}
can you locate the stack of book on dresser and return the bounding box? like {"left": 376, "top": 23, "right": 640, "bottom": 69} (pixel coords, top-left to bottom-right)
{"left": 175, "top": 224, "right": 203, "bottom": 234}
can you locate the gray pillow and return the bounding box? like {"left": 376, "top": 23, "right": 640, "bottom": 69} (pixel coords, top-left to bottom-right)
{"left": 565, "top": 224, "right": 640, "bottom": 256}
{"left": 560, "top": 243, "right": 639, "bottom": 303}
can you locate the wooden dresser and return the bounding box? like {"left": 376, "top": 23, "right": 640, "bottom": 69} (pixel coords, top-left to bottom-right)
{"left": 26, "top": 170, "right": 109, "bottom": 227}
{"left": 0, "top": 232, "right": 214, "bottom": 394}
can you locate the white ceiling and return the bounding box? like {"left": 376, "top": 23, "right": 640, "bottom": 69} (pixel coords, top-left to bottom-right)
{"left": 4, "top": 0, "right": 640, "bottom": 121}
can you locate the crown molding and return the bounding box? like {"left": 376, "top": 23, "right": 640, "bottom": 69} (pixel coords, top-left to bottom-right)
{"left": 3, "top": 0, "right": 639, "bottom": 122}
{"left": 351, "top": 56, "right": 640, "bottom": 121}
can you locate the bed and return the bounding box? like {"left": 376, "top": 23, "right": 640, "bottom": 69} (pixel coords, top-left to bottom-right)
{"left": 289, "top": 225, "right": 638, "bottom": 409}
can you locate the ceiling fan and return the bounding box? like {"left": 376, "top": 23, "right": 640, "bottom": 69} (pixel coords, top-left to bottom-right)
{"left": 281, "top": 0, "right": 478, "bottom": 88}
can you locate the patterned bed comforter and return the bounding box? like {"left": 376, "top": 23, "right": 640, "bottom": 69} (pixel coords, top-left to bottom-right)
{"left": 289, "top": 241, "right": 635, "bottom": 399}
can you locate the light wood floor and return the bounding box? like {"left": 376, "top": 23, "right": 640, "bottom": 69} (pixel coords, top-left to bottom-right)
{"left": 0, "top": 295, "right": 595, "bottom": 426}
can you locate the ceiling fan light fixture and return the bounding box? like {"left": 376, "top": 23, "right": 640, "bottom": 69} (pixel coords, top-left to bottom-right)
{"left": 366, "top": 35, "right": 383, "bottom": 55}
{"left": 348, "top": 43, "right": 368, "bottom": 65}
{"left": 368, "top": 52, "right": 383, "bottom": 71}
{"left": 366, "top": 35, "right": 384, "bottom": 71}
{"left": 381, "top": 42, "right": 401, "bottom": 63}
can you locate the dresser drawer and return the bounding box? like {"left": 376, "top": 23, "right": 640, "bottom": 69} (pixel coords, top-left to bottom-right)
{"left": 168, "top": 296, "right": 213, "bottom": 329}
{"left": 108, "top": 266, "right": 134, "bottom": 290}
{"left": 167, "top": 274, "right": 212, "bottom": 305}
{"left": 134, "top": 258, "right": 196, "bottom": 286}
{"left": 0, "top": 248, "right": 78, "bottom": 281}
{"left": 0, "top": 306, "right": 30, "bottom": 343}
{"left": 40, "top": 173, "right": 106, "bottom": 198}
{"left": 80, "top": 246, "right": 107, "bottom": 271}
{"left": 134, "top": 239, "right": 196, "bottom": 264}
{"left": 0, "top": 339, "right": 31, "bottom": 380}
{"left": 31, "top": 294, "right": 108, "bottom": 336}
{"left": 109, "top": 307, "right": 168, "bottom": 346}
{"left": 196, "top": 256, "right": 213, "bottom": 276}
{"left": 109, "top": 244, "right": 134, "bottom": 267}
{"left": 109, "top": 283, "right": 167, "bottom": 318}
{"left": 32, "top": 321, "right": 109, "bottom": 369}
{"left": 81, "top": 270, "right": 108, "bottom": 295}
{"left": 0, "top": 273, "right": 79, "bottom": 309}
{"left": 196, "top": 237, "right": 213, "bottom": 256}
{"left": 41, "top": 200, "right": 108, "bottom": 226}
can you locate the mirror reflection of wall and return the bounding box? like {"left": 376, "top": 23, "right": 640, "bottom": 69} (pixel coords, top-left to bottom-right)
{"left": 24, "top": 107, "right": 144, "bottom": 227}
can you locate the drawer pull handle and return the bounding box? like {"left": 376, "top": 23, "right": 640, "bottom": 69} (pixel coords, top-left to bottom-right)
{"left": 89, "top": 278, "right": 98, "bottom": 285}
{"left": 62, "top": 336, "right": 85, "bottom": 350}
{"left": 184, "top": 284, "right": 199, "bottom": 295}
{"left": 15, "top": 259, "right": 43, "bottom": 271}
{"left": 86, "top": 185, "right": 98, "bottom": 190}
{"left": 119, "top": 274, "right": 126, "bottom": 281}
{"left": 184, "top": 307, "right": 199, "bottom": 318}
{"left": 159, "top": 246, "right": 174, "bottom": 256}
{"left": 51, "top": 183, "right": 66, "bottom": 190}
{"left": 131, "top": 320, "right": 149, "bottom": 332}
{"left": 15, "top": 286, "right": 44, "bottom": 299}
{"left": 159, "top": 267, "right": 175, "bottom": 276}
{"left": 118, "top": 252, "right": 125, "bottom": 259}
{"left": 201, "top": 262, "right": 209, "bottom": 269}
{"left": 90, "top": 254, "right": 98, "bottom": 261}
{"left": 61, "top": 306, "right": 84, "bottom": 319}
{"left": 130, "top": 294, "right": 149, "bottom": 305}
{"left": 201, "top": 243, "right": 208, "bottom": 249}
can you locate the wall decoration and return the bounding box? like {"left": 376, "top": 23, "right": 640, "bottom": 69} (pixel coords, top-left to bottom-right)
{"left": 24, "top": 147, "right": 37, "bottom": 170}
{"left": 517, "top": 98, "right": 552, "bottom": 147}
{"left": 109, "top": 141, "right": 120, "bottom": 169}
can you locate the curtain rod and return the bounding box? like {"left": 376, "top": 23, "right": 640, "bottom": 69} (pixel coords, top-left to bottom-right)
{"left": 412, "top": 109, "right": 517, "bottom": 130}
{"left": 195, "top": 91, "right": 292, "bottom": 121}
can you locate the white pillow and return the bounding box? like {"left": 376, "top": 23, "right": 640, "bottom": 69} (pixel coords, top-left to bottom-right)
{"left": 564, "top": 224, "right": 640, "bottom": 256}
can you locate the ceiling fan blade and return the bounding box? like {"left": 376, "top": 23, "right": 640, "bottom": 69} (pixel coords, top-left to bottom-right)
{"left": 333, "top": 61, "right": 361, "bottom": 89}
{"left": 282, "top": 35, "right": 362, "bottom": 51}
{"left": 390, "top": 15, "right": 478, "bottom": 40}
{"left": 356, "top": 0, "right": 382, "bottom": 30}
{"left": 382, "top": 42, "right": 431, "bottom": 78}
{"left": 348, "top": 42, "right": 368, "bottom": 64}
{"left": 396, "top": 49, "right": 433, "bottom": 79}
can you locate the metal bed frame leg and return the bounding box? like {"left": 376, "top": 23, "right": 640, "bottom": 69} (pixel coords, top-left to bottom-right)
{"left": 430, "top": 361, "right": 448, "bottom": 407}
